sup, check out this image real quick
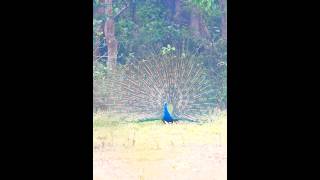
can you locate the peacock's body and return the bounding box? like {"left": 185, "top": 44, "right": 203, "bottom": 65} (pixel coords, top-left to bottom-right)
{"left": 106, "top": 56, "right": 217, "bottom": 122}
{"left": 162, "top": 102, "right": 174, "bottom": 123}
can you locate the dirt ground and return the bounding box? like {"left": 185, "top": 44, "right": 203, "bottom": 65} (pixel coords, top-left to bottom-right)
{"left": 93, "top": 113, "right": 227, "bottom": 180}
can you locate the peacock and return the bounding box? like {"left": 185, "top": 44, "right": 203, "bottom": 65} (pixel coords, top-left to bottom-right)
{"left": 162, "top": 102, "right": 174, "bottom": 123}
{"left": 105, "top": 56, "right": 217, "bottom": 123}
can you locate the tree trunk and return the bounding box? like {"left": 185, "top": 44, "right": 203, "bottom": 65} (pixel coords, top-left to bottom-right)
{"left": 190, "top": 7, "right": 210, "bottom": 39}
{"left": 199, "top": 16, "right": 210, "bottom": 39}
{"left": 219, "top": 0, "right": 227, "bottom": 40}
{"left": 173, "top": 0, "right": 181, "bottom": 22}
{"left": 104, "top": 0, "right": 118, "bottom": 71}
{"left": 190, "top": 7, "right": 201, "bottom": 37}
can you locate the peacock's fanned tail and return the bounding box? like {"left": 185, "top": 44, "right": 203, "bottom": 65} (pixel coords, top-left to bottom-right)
{"left": 105, "top": 57, "right": 216, "bottom": 122}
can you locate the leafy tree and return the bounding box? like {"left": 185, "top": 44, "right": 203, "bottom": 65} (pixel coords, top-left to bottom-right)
{"left": 93, "top": 0, "right": 227, "bottom": 108}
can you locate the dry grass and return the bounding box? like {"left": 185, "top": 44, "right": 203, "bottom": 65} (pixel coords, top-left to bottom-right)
{"left": 93, "top": 110, "right": 227, "bottom": 180}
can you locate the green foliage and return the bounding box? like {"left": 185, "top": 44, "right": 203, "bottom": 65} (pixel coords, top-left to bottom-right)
{"left": 189, "top": 0, "right": 221, "bottom": 16}
{"left": 160, "top": 44, "right": 176, "bottom": 56}
{"left": 115, "top": 0, "right": 191, "bottom": 62}
{"left": 93, "top": 62, "right": 108, "bottom": 80}
{"left": 199, "top": 39, "right": 227, "bottom": 108}
{"left": 93, "top": 19, "right": 103, "bottom": 45}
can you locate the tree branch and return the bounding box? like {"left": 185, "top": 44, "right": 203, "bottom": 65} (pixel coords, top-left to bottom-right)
{"left": 113, "top": 1, "right": 129, "bottom": 20}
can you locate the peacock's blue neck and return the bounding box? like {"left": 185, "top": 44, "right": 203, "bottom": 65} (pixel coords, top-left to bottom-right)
{"left": 162, "top": 103, "right": 174, "bottom": 122}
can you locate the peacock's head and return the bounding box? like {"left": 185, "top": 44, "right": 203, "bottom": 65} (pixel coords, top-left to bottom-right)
{"left": 163, "top": 102, "right": 173, "bottom": 112}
